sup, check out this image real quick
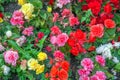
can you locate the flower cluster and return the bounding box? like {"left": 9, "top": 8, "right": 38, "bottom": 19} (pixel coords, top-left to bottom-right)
{"left": 50, "top": 26, "right": 69, "bottom": 47}
{"left": 67, "top": 29, "right": 86, "bottom": 56}
{"left": 78, "top": 58, "right": 106, "bottom": 80}
{"left": 27, "top": 52, "right": 47, "bottom": 74}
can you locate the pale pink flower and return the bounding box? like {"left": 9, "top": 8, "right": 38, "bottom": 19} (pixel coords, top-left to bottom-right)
{"left": 78, "top": 69, "right": 90, "bottom": 76}
{"left": 16, "top": 36, "right": 26, "bottom": 46}
{"left": 53, "top": 50, "right": 64, "bottom": 61}
{"left": 53, "top": 13, "right": 59, "bottom": 22}
{"left": 50, "top": 36, "right": 57, "bottom": 45}
{"left": 0, "top": 44, "right": 5, "bottom": 52}
{"left": 81, "top": 58, "right": 94, "bottom": 71}
{"left": 58, "top": 0, "right": 70, "bottom": 8}
{"left": 69, "top": 16, "right": 79, "bottom": 26}
{"left": 3, "top": 50, "right": 19, "bottom": 66}
{"left": 56, "top": 33, "right": 69, "bottom": 47}
{"left": 20, "top": 60, "right": 27, "bottom": 70}
{"left": 96, "top": 55, "right": 105, "bottom": 66}
{"left": 96, "top": 71, "right": 106, "bottom": 80}
{"left": 22, "top": 26, "right": 34, "bottom": 36}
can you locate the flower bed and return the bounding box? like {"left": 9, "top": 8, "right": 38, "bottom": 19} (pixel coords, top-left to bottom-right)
{"left": 0, "top": 0, "right": 120, "bottom": 80}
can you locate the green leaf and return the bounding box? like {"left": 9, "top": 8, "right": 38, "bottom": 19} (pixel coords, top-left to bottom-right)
{"left": 114, "top": 63, "right": 120, "bottom": 72}
{"left": 81, "top": 9, "right": 92, "bottom": 23}
{"left": 29, "top": 0, "right": 43, "bottom": 9}
{"left": 113, "top": 13, "right": 120, "bottom": 25}
{"left": 40, "top": 11, "right": 47, "bottom": 20}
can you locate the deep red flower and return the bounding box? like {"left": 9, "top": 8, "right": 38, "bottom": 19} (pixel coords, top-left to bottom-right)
{"left": 82, "top": 5, "right": 89, "bottom": 11}
{"left": 104, "top": 19, "right": 116, "bottom": 28}
{"left": 89, "top": 33, "right": 96, "bottom": 43}
{"left": 74, "top": 29, "right": 86, "bottom": 43}
{"left": 48, "top": 0, "right": 54, "bottom": 5}
{"left": 70, "top": 47, "right": 79, "bottom": 56}
{"left": 88, "top": 1, "right": 101, "bottom": 15}
{"left": 67, "top": 38, "right": 76, "bottom": 47}
{"left": 0, "top": 12, "right": 3, "bottom": 18}
{"left": 37, "top": 32, "right": 44, "bottom": 40}
{"left": 88, "top": 46, "right": 96, "bottom": 51}
{"left": 104, "top": 3, "right": 112, "bottom": 14}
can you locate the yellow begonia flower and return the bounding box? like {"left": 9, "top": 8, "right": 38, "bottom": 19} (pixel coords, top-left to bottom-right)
{"left": 18, "top": 0, "right": 26, "bottom": 6}
{"left": 0, "top": 18, "right": 3, "bottom": 23}
{"left": 37, "top": 52, "right": 47, "bottom": 61}
{"left": 20, "top": 3, "right": 34, "bottom": 19}
{"left": 27, "top": 58, "right": 38, "bottom": 70}
{"left": 36, "top": 64, "right": 45, "bottom": 74}
{"left": 47, "top": 6, "right": 52, "bottom": 13}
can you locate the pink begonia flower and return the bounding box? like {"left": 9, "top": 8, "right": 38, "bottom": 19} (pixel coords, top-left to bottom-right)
{"left": 10, "top": 17, "right": 24, "bottom": 25}
{"left": 45, "top": 46, "right": 52, "bottom": 52}
{"left": 3, "top": 50, "right": 19, "bottom": 66}
{"left": 53, "top": 13, "right": 59, "bottom": 22}
{"left": 53, "top": 50, "right": 64, "bottom": 61}
{"left": 96, "top": 55, "right": 105, "bottom": 66}
{"left": 96, "top": 71, "right": 106, "bottom": 80}
{"left": 69, "top": 16, "right": 79, "bottom": 26}
{"left": 90, "top": 75, "right": 98, "bottom": 80}
{"left": 61, "top": 8, "right": 71, "bottom": 17}
{"left": 22, "top": 26, "right": 34, "bottom": 36}
{"left": 10, "top": 10, "right": 24, "bottom": 26}
{"left": 50, "top": 36, "right": 57, "bottom": 45}
{"left": 78, "top": 68, "right": 90, "bottom": 76}
{"left": 50, "top": 26, "right": 61, "bottom": 35}
{"left": 56, "top": 33, "right": 69, "bottom": 47}
{"left": 12, "top": 10, "right": 23, "bottom": 18}
{"left": 79, "top": 76, "right": 90, "bottom": 80}
{"left": 81, "top": 58, "right": 94, "bottom": 71}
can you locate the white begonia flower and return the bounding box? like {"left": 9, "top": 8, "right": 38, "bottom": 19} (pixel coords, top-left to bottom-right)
{"left": 111, "top": 69, "right": 117, "bottom": 76}
{"left": 113, "top": 57, "right": 119, "bottom": 63}
{"left": 6, "top": 31, "right": 12, "bottom": 38}
{"left": 2, "top": 65, "right": 10, "bottom": 75}
{"left": 96, "top": 45, "right": 105, "bottom": 54}
{"left": 102, "top": 47, "right": 112, "bottom": 59}
{"left": 104, "top": 43, "right": 113, "bottom": 49}
{"left": 96, "top": 43, "right": 113, "bottom": 54}
{"left": 113, "top": 42, "right": 120, "bottom": 48}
